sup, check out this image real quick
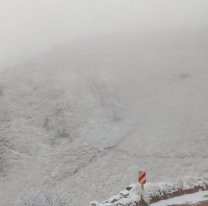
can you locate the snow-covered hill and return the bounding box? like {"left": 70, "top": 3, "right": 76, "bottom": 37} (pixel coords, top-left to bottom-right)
{"left": 0, "top": 29, "right": 208, "bottom": 206}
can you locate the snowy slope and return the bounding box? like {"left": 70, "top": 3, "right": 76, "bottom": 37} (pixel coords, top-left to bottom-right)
{"left": 0, "top": 29, "right": 208, "bottom": 206}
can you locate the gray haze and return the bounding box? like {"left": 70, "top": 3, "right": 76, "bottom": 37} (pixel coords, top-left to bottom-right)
{"left": 0, "top": 0, "right": 208, "bottom": 70}
{"left": 1, "top": 1, "right": 208, "bottom": 206}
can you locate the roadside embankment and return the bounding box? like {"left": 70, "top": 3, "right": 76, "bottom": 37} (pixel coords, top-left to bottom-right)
{"left": 91, "top": 176, "right": 208, "bottom": 206}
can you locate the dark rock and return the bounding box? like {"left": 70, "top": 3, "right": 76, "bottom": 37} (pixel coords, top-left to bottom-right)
{"left": 126, "top": 187, "right": 132, "bottom": 191}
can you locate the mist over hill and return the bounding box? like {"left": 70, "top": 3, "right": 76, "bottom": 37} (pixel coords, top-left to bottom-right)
{"left": 0, "top": 29, "right": 208, "bottom": 206}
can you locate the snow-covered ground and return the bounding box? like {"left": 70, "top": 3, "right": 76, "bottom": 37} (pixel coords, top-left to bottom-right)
{"left": 0, "top": 30, "right": 208, "bottom": 206}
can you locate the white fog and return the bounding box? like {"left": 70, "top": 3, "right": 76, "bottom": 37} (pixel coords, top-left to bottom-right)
{"left": 0, "top": 1, "right": 208, "bottom": 206}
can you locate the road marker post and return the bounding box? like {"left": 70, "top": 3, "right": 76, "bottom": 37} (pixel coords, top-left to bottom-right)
{"left": 139, "top": 171, "right": 146, "bottom": 192}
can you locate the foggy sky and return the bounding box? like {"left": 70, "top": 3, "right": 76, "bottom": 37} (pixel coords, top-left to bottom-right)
{"left": 0, "top": 0, "right": 208, "bottom": 70}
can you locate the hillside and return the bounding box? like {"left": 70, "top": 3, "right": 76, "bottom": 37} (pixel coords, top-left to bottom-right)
{"left": 0, "top": 29, "right": 208, "bottom": 206}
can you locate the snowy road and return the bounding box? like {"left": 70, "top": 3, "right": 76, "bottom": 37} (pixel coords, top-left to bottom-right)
{"left": 151, "top": 191, "right": 208, "bottom": 206}
{"left": 171, "top": 201, "right": 208, "bottom": 206}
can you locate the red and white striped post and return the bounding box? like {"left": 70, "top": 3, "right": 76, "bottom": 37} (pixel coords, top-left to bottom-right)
{"left": 138, "top": 171, "right": 146, "bottom": 191}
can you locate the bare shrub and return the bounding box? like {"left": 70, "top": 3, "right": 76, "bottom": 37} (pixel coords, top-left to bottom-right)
{"left": 14, "top": 186, "right": 71, "bottom": 206}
